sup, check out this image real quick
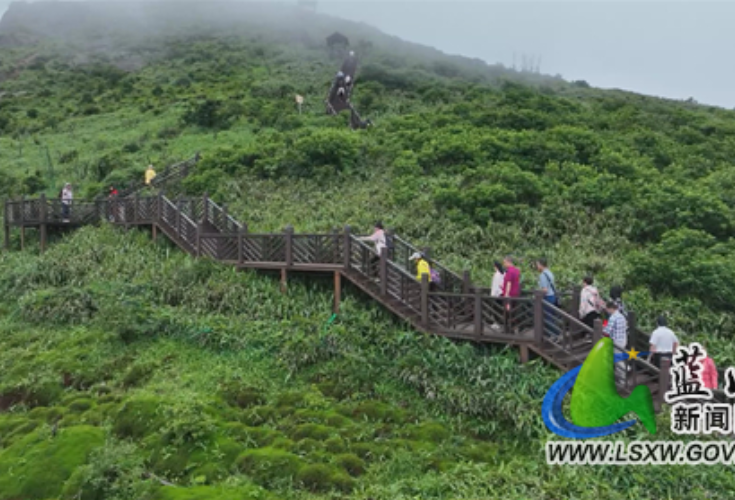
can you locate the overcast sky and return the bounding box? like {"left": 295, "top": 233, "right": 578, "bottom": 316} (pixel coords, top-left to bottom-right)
{"left": 1, "top": 1, "right": 732, "bottom": 108}
{"left": 319, "top": 1, "right": 734, "bottom": 108}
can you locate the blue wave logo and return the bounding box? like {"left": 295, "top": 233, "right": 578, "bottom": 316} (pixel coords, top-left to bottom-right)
{"left": 542, "top": 338, "right": 657, "bottom": 439}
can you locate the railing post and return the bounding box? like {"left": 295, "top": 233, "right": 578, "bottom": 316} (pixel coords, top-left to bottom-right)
{"left": 202, "top": 192, "right": 209, "bottom": 224}
{"left": 386, "top": 228, "right": 395, "bottom": 260}
{"left": 534, "top": 290, "right": 545, "bottom": 345}
{"left": 133, "top": 192, "right": 139, "bottom": 224}
{"left": 628, "top": 311, "right": 638, "bottom": 348}
{"left": 238, "top": 226, "right": 245, "bottom": 265}
{"left": 157, "top": 191, "right": 163, "bottom": 222}
{"left": 19, "top": 196, "right": 25, "bottom": 250}
{"left": 421, "top": 273, "right": 429, "bottom": 327}
{"left": 474, "top": 292, "right": 483, "bottom": 337}
{"left": 343, "top": 225, "right": 351, "bottom": 269}
{"left": 571, "top": 285, "right": 581, "bottom": 317}
{"left": 332, "top": 227, "right": 339, "bottom": 264}
{"left": 3, "top": 200, "right": 9, "bottom": 250}
{"left": 285, "top": 225, "right": 294, "bottom": 268}
{"left": 196, "top": 222, "right": 203, "bottom": 257}
{"left": 334, "top": 271, "right": 341, "bottom": 313}
{"left": 39, "top": 193, "right": 47, "bottom": 253}
{"left": 462, "top": 270, "right": 471, "bottom": 294}
{"left": 222, "top": 204, "right": 229, "bottom": 232}
{"left": 593, "top": 319, "right": 603, "bottom": 345}
{"left": 656, "top": 357, "right": 672, "bottom": 412}
{"left": 176, "top": 196, "right": 182, "bottom": 235}
{"left": 380, "top": 247, "right": 388, "bottom": 295}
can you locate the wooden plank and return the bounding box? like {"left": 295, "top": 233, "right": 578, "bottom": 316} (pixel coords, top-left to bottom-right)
{"left": 237, "top": 262, "right": 344, "bottom": 271}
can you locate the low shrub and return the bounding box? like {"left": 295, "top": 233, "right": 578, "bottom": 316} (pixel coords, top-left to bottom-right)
{"left": 236, "top": 447, "right": 305, "bottom": 487}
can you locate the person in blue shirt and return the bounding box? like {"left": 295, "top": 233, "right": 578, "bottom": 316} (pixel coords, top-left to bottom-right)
{"left": 536, "top": 258, "right": 559, "bottom": 337}
{"left": 536, "top": 259, "right": 557, "bottom": 304}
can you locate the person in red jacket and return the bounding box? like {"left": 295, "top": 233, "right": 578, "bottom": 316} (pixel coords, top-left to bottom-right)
{"left": 701, "top": 354, "right": 718, "bottom": 390}
{"left": 108, "top": 186, "right": 120, "bottom": 222}
{"left": 502, "top": 255, "right": 521, "bottom": 332}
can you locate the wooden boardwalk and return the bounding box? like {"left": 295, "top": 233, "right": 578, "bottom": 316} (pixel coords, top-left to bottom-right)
{"left": 6, "top": 155, "right": 717, "bottom": 411}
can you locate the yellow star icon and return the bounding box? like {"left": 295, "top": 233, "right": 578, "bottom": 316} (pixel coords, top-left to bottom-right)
{"left": 626, "top": 347, "right": 640, "bottom": 360}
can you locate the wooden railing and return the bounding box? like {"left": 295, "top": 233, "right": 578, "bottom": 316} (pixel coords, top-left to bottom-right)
{"left": 113, "top": 154, "right": 200, "bottom": 199}
{"left": 4, "top": 193, "right": 684, "bottom": 409}
{"left": 391, "top": 234, "right": 468, "bottom": 294}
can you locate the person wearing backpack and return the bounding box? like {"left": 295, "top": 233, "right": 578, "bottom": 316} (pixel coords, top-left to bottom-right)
{"left": 536, "top": 259, "right": 559, "bottom": 337}
{"left": 579, "top": 276, "right": 604, "bottom": 328}
{"left": 409, "top": 252, "right": 437, "bottom": 291}
{"left": 537, "top": 259, "right": 558, "bottom": 305}
{"left": 429, "top": 266, "right": 442, "bottom": 291}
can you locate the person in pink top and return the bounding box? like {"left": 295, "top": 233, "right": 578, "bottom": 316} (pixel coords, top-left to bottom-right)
{"left": 502, "top": 256, "right": 521, "bottom": 331}
{"left": 701, "top": 355, "right": 718, "bottom": 390}
{"left": 358, "top": 221, "right": 386, "bottom": 279}
{"left": 502, "top": 255, "right": 521, "bottom": 298}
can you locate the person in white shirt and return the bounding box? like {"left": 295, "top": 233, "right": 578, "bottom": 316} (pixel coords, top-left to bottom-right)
{"left": 491, "top": 261, "right": 505, "bottom": 297}
{"left": 60, "top": 183, "right": 73, "bottom": 222}
{"left": 489, "top": 261, "right": 505, "bottom": 329}
{"left": 358, "top": 221, "right": 386, "bottom": 279}
{"left": 579, "top": 276, "right": 602, "bottom": 328}
{"left": 649, "top": 315, "right": 679, "bottom": 369}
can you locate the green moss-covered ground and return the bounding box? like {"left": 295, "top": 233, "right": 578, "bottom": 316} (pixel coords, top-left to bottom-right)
{"left": 0, "top": 228, "right": 734, "bottom": 499}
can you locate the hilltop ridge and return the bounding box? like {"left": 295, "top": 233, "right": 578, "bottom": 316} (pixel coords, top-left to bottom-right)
{"left": 0, "top": 0, "right": 562, "bottom": 87}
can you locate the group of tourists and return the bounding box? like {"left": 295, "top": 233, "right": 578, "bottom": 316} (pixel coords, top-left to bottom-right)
{"left": 352, "top": 233, "right": 716, "bottom": 389}
{"left": 334, "top": 50, "right": 357, "bottom": 100}
{"left": 488, "top": 257, "right": 718, "bottom": 387}
{"left": 359, "top": 221, "right": 440, "bottom": 289}
{"left": 56, "top": 165, "right": 157, "bottom": 223}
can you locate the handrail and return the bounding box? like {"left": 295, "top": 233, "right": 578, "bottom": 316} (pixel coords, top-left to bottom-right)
{"left": 117, "top": 154, "right": 199, "bottom": 199}
{"left": 206, "top": 198, "right": 243, "bottom": 231}
{"left": 5, "top": 192, "right": 676, "bottom": 405}
{"left": 162, "top": 196, "right": 197, "bottom": 227}
{"left": 90, "top": 154, "right": 199, "bottom": 202}
{"left": 392, "top": 233, "right": 465, "bottom": 288}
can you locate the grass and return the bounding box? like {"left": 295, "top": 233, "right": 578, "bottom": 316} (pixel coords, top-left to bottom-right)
{"left": 0, "top": 227, "right": 734, "bottom": 498}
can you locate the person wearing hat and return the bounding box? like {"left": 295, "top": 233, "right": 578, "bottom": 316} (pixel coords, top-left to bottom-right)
{"left": 409, "top": 252, "right": 435, "bottom": 291}
{"left": 145, "top": 165, "right": 157, "bottom": 186}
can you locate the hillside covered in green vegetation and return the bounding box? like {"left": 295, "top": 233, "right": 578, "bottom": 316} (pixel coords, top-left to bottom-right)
{"left": 2, "top": 1, "right": 735, "bottom": 498}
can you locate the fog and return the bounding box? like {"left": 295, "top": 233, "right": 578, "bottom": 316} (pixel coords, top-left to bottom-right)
{"left": 1, "top": 0, "right": 733, "bottom": 108}
{"left": 318, "top": 1, "right": 735, "bottom": 109}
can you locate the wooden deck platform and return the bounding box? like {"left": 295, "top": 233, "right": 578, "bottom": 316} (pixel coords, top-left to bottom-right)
{"left": 5, "top": 160, "right": 698, "bottom": 409}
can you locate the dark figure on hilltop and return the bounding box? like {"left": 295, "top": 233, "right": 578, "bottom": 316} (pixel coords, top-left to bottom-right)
{"left": 326, "top": 50, "right": 371, "bottom": 130}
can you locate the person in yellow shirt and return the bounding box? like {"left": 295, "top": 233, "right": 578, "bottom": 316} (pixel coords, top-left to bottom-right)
{"left": 409, "top": 252, "right": 436, "bottom": 291}
{"left": 145, "top": 165, "right": 156, "bottom": 185}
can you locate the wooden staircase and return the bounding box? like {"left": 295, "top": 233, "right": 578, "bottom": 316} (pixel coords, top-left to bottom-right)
{"left": 7, "top": 155, "right": 722, "bottom": 410}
